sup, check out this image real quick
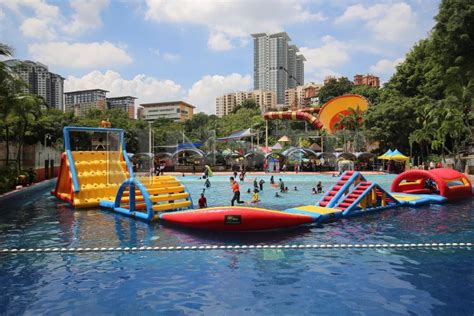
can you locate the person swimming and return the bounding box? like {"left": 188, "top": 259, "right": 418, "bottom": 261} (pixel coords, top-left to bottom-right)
{"left": 312, "top": 187, "right": 317, "bottom": 194}
{"left": 275, "top": 192, "right": 281, "bottom": 198}
{"left": 247, "top": 188, "right": 251, "bottom": 193}
{"left": 205, "top": 178, "right": 211, "bottom": 188}
{"left": 294, "top": 186, "right": 298, "bottom": 191}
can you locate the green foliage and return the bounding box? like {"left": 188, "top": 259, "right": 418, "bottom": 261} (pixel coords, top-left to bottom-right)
{"left": 350, "top": 85, "right": 381, "bottom": 104}
{"left": 219, "top": 107, "right": 261, "bottom": 136}
{"left": 318, "top": 77, "right": 353, "bottom": 104}
{"left": 232, "top": 98, "right": 258, "bottom": 113}
{"left": 363, "top": 94, "right": 420, "bottom": 153}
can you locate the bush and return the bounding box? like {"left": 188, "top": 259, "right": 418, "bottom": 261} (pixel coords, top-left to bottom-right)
{"left": 0, "top": 167, "right": 20, "bottom": 194}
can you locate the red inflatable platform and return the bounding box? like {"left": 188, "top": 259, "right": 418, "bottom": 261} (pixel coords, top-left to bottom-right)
{"left": 391, "top": 168, "right": 472, "bottom": 201}
{"left": 159, "top": 206, "right": 314, "bottom": 231}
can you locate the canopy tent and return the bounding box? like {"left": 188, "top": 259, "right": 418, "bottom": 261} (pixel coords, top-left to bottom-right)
{"left": 172, "top": 148, "right": 205, "bottom": 158}
{"left": 271, "top": 143, "right": 283, "bottom": 150}
{"left": 378, "top": 149, "right": 394, "bottom": 160}
{"left": 378, "top": 149, "right": 409, "bottom": 161}
{"left": 355, "top": 152, "right": 375, "bottom": 159}
{"left": 335, "top": 152, "right": 357, "bottom": 161}
{"left": 278, "top": 136, "right": 290, "bottom": 142}
{"left": 155, "top": 152, "right": 173, "bottom": 158}
{"left": 310, "top": 143, "right": 322, "bottom": 151}
{"left": 177, "top": 142, "right": 203, "bottom": 149}
{"left": 217, "top": 128, "right": 255, "bottom": 142}
{"left": 390, "top": 149, "right": 409, "bottom": 161}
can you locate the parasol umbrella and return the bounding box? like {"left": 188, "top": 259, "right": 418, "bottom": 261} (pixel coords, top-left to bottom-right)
{"left": 278, "top": 136, "right": 290, "bottom": 142}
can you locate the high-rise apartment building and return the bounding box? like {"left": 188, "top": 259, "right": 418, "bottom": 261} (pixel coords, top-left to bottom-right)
{"left": 64, "top": 89, "right": 108, "bottom": 117}
{"left": 215, "top": 90, "right": 276, "bottom": 117}
{"left": 106, "top": 96, "right": 137, "bottom": 119}
{"left": 252, "top": 32, "right": 305, "bottom": 105}
{"left": 4, "top": 59, "right": 64, "bottom": 110}
{"left": 353, "top": 74, "right": 380, "bottom": 88}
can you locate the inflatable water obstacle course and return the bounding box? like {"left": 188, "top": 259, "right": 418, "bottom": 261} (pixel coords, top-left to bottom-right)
{"left": 53, "top": 126, "right": 472, "bottom": 232}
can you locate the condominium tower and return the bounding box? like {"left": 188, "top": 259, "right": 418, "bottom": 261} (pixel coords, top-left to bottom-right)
{"left": 215, "top": 90, "right": 276, "bottom": 117}
{"left": 4, "top": 59, "right": 64, "bottom": 110}
{"left": 252, "top": 32, "right": 305, "bottom": 105}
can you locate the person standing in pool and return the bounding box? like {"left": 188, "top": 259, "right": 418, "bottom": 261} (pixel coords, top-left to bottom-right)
{"left": 253, "top": 178, "right": 258, "bottom": 189}
{"left": 259, "top": 179, "right": 265, "bottom": 191}
{"left": 279, "top": 178, "right": 285, "bottom": 193}
{"left": 317, "top": 181, "right": 323, "bottom": 193}
{"left": 198, "top": 193, "right": 207, "bottom": 208}
{"left": 230, "top": 177, "right": 245, "bottom": 206}
{"left": 270, "top": 175, "right": 275, "bottom": 184}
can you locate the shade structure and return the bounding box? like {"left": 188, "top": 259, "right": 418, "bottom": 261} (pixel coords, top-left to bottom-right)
{"left": 217, "top": 128, "right": 255, "bottom": 142}
{"left": 378, "top": 149, "right": 394, "bottom": 160}
{"left": 390, "top": 149, "right": 409, "bottom": 161}
{"left": 271, "top": 142, "right": 283, "bottom": 150}
{"left": 278, "top": 136, "right": 290, "bottom": 142}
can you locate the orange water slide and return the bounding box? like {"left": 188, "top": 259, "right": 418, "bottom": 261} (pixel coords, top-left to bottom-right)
{"left": 263, "top": 111, "right": 324, "bottom": 129}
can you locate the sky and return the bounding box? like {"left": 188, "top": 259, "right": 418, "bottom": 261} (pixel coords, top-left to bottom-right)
{"left": 0, "top": 0, "right": 440, "bottom": 113}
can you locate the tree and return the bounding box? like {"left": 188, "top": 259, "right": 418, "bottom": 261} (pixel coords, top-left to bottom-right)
{"left": 350, "top": 85, "right": 381, "bottom": 104}
{"left": 12, "top": 94, "right": 43, "bottom": 169}
{"left": 318, "top": 77, "right": 353, "bottom": 104}
{"left": 232, "top": 98, "right": 259, "bottom": 113}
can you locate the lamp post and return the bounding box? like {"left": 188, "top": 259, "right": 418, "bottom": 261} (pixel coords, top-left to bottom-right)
{"left": 44, "top": 133, "right": 52, "bottom": 179}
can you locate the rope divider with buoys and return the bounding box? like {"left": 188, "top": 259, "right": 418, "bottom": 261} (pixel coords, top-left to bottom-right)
{"left": 1, "top": 242, "right": 472, "bottom": 254}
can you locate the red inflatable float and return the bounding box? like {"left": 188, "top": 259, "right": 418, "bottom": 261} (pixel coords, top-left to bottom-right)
{"left": 159, "top": 206, "right": 314, "bottom": 231}
{"left": 390, "top": 168, "right": 472, "bottom": 201}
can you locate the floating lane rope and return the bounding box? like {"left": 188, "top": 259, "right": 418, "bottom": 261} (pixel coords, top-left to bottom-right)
{"left": 0, "top": 242, "right": 472, "bottom": 254}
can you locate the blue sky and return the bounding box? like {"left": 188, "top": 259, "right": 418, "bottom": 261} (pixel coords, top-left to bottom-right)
{"left": 0, "top": 0, "right": 440, "bottom": 113}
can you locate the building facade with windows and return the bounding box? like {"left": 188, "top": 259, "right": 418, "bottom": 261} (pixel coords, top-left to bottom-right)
{"left": 285, "top": 82, "right": 323, "bottom": 109}
{"left": 353, "top": 74, "right": 380, "bottom": 88}
{"left": 215, "top": 90, "right": 276, "bottom": 117}
{"left": 64, "top": 89, "right": 108, "bottom": 117}
{"left": 252, "top": 32, "right": 305, "bottom": 105}
{"left": 140, "top": 101, "right": 195, "bottom": 122}
{"left": 106, "top": 96, "right": 137, "bottom": 119}
{"left": 4, "top": 59, "right": 64, "bottom": 110}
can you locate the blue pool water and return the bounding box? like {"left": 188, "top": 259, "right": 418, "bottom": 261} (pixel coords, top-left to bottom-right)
{"left": 0, "top": 174, "right": 473, "bottom": 315}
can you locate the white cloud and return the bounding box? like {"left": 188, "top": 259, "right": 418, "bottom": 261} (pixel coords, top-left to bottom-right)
{"left": 370, "top": 58, "right": 404, "bottom": 75}
{"left": 208, "top": 32, "right": 233, "bottom": 51}
{"left": 28, "top": 42, "right": 133, "bottom": 68}
{"left": 65, "top": 70, "right": 183, "bottom": 104}
{"left": 300, "top": 36, "right": 350, "bottom": 72}
{"left": 65, "top": 70, "right": 250, "bottom": 113}
{"left": 162, "top": 53, "right": 179, "bottom": 62}
{"left": 335, "top": 3, "right": 417, "bottom": 43}
{"left": 144, "top": 0, "right": 325, "bottom": 50}
{"left": 62, "top": 0, "right": 109, "bottom": 35}
{"left": 20, "top": 17, "right": 56, "bottom": 40}
{"left": 186, "top": 73, "right": 252, "bottom": 113}
{"left": 3, "top": 0, "right": 61, "bottom": 39}
{"left": 149, "top": 48, "right": 180, "bottom": 62}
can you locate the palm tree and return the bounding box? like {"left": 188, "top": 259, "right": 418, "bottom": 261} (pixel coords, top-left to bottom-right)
{"left": 0, "top": 44, "right": 16, "bottom": 166}
{"left": 0, "top": 44, "right": 13, "bottom": 57}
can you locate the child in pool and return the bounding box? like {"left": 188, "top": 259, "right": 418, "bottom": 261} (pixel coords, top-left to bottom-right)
{"left": 312, "top": 187, "right": 317, "bottom": 194}
{"left": 251, "top": 189, "right": 260, "bottom": 203}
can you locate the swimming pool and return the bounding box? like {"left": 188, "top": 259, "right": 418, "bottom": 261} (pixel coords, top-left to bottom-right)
{"left": 0, "top": 174, "right": 473, "bottom": 314}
